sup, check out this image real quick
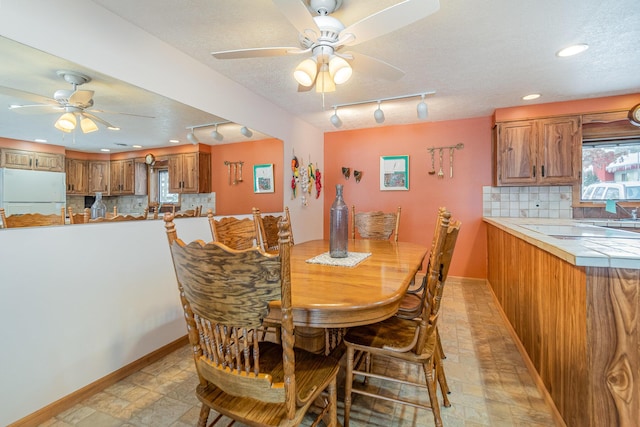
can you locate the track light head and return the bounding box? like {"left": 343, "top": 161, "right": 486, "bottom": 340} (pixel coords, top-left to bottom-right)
{"left": 330, "top": 107, "right": 342, "bottom": 128}
{"left": 210, "top": 124, "right": 223, "bottom": 141}
{"left": 417, "top": 94, "right": 428, "bottom": 120}
{"left": 187, "top": 130, "right": 199, "bottom": 145}
{"left": 240, "top": 126, "right": 253, "bottom": 138}
{"left": 374, "top": 101, "right": 385, "bottom": 124}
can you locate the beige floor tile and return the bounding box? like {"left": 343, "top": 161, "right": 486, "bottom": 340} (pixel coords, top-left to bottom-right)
{"left": 39, "top": 280, "right": 559, "bottom": 427}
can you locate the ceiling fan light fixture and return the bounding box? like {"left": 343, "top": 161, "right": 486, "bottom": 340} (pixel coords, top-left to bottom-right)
{"left": 187, "top": 130, "right": 199, "bottom": 145}
{"left": 329, "top": 55, "right": 352, "bottom": 85}
{"left": 374, "top": 101, "right": 385, "bottom": 124}
{"left": 330, "top": 106, "right": 342, "bottom": 128}
{"left": 55, "top": 112, "right": 76, "bottom": 132}
{"left": 294, "top": 58, "right": 318, "bottom": 87}
{"left": 417, "top": 95, "right": 428, "bottom": 120}
{"left": 80, "top": 116, "right": 99, "bottom": 133}
{"left": 240, "top": 126, "right": 253, "bottom": 138}
{"left": 316, "top": 64, "right": 336, "bottom": 93}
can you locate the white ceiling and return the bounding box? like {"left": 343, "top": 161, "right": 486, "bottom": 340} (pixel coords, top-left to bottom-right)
{"left": 1, "top": 0, "right": 639, "bottom": 153}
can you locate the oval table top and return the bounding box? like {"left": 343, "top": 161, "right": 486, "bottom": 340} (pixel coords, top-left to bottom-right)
{"left": 268, "top": 239, "right": 428, "bottom": 328}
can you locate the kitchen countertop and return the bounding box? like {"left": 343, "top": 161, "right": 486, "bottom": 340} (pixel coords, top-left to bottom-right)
{"left": 483, "top": 217, "right": 640, "bottom": 269}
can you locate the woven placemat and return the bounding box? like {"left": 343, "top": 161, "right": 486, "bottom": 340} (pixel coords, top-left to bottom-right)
{"left": 305, "top": 251, "right": 371, "bottom": 267}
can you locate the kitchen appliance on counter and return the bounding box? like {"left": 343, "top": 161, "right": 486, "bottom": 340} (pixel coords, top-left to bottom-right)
{"left": 0, "top": 168, "right": 66, "bottom": 215}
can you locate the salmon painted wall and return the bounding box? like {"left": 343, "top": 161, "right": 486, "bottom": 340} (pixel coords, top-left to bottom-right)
{"left": 324, "top": 117, "right": 493, "bottom": 279}
{"left": 211, "top": 138, "right": 284, "bottom": 215}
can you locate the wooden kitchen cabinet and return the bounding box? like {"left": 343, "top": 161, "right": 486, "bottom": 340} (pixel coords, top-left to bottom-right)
{"left": 494, "top": 116, "right": 581, "bottom": 186}
{"left": 65, "top": 158, "right": 88, "bottom": 194}
{"left": 1, "top": 148, "right": 65, "bottom": 172}
{"left": 168, "top": 152, "right": 211, "bottom": 193}
{"left": 110, "top": 159, "right": 147, "bottom": 196}
{"left": 87, "top": 160, "right": 110, "bottom": 194}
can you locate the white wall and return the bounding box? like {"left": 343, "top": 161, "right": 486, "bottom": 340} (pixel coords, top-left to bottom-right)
{"left": 0, "top": 218, "right": 212, "bottom": 425}
{"left": 0, "top": 1, "right": 324, "bottom": 423}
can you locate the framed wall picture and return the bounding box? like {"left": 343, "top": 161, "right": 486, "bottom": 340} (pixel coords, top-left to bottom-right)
{"left": 380, "top": 155, "right": 409, "bottom": 191}
{"left": 253, "top": 163, "right": 274, "bottom": 193}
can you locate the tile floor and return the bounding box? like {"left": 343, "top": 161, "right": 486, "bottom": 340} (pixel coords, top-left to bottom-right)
{"left": 40, "top": 279, "right": 559, "bottom": 426}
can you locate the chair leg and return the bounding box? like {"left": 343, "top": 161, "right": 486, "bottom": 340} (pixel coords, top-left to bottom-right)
{"left": 423, "top": 359, "right": 443, "bottom": 427}
{"left": 435, "top": 351, "right": 451, "bottom": 407}
{"left": 328, "top": 376, "right": 338, "bottom": 427}
{"left": 436, "top": 327, "right": 446, "bottom": 359}
{"left": 344, "top": 346, "right": 355, "bottom": 427}
{"left": 197, "top": 404, "right": 210, "bottom": 427}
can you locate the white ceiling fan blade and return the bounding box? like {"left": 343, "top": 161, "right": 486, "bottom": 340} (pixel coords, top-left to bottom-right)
{"left": 83, "top": 111, "right": 116, "bottom": 129}
{"left": 0, "top": 85, "right": 57, "bottom": 105}
{"left": 8, "top": 104, "right": 62, "bottom": 114}
{"left": 341, "top": 0, "right": 440, "bottom": 46}
{"left": 88, "top": 108, "right": 155, "bottom": 119}
{"left": 69, "top": 89, "right": 94, "bottom": 105}
{"left": 272, "top": 0, "right": 320, "bottom": 39}
{"left": 349, "top": 52, "right": 405, "bottom": 81}
{"left": 212, "top": 46, "right": 308, "bottom": 59}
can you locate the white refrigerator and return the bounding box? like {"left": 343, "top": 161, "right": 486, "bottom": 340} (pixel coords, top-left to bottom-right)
{"left": 0, "top": 168, "right": 66, "bottom": 215}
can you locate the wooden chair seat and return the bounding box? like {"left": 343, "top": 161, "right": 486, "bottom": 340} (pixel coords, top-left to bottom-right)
{"left": 195, "top": 342, "right": 339, "bottom": 426}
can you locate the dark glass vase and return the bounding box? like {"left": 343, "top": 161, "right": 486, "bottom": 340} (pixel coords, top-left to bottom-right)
{"left": 90, "top": 192, "right": 107, "bottom": 219}
{"left": 329, "top": 184, "right": 349, "bottom": 258}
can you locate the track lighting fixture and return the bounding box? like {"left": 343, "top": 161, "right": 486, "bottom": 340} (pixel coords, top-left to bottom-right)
{"left": 210, "top": 124, "right": 223, "bottom": 141}
{"left": 240, "top": 126, "right": 253, "bottom": 138}
{"left": 186, "top": 130, "right": 199, "bottom": 144}
{"left": 329, "top": 91, "right": 436, "bottom": 128}
{"left": 330, "top": 106, "right": 342, "bottom": 128}
{"left": 374, "top": 101, "right": 385, "bottom": 124}
{"left": 417, "top": 94, "right": 428, "bottom": 120}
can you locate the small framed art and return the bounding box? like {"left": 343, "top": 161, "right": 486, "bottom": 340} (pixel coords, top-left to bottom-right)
{"left": 253, "top": 163, "right": 274, "bottom": 193}
{"left": 380, "top": 155, "right": 409, "bottom": 191}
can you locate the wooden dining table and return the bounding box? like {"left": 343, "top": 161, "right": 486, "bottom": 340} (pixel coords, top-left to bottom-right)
{"left": 266, "top": 238, "right": 428, "bottom": 352}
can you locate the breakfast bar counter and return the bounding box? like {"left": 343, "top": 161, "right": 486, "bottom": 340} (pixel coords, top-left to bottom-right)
{"left": 484, "top": 217, "right": 639, "bottom": 427}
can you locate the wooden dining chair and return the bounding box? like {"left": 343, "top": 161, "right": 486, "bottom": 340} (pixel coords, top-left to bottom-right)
{"left": 351, "top": 205, "right": 401, "bottom": 242}
{"left": 343, "top": 208, "right": 461, "bottom": 427}
{"left": 163, "top": 213, "right": 339, "bottom": 427}
{"left": 0, "top": 207, "right": 66, "bottom": 228}
{"left": 68, "top": 207, "right": 90, "bottom": 224}
{"left": 255, "top": 207, "right": 294, "bottom": 252}
{"left": 207, "top": 209, "right": 261, "bottom": 250}
{"left": 89, "top": 208, "right": 148, "bottom": 222}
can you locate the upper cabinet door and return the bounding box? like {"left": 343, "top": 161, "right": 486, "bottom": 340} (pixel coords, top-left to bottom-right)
{"left": 538, "top": 116, "right": 581, "bottom": 184}
{"left": 495, "top": 120, "right": 537, "bottom": 185}
{"left": 494, "top": 116, "right": 581, "bottom": 186}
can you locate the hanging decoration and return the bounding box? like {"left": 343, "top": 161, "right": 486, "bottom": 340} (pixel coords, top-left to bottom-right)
{"left": 291, "top": 154, "right": 299, "bottom": 199}
{"left": 299, "top": 158, "right": 310, "bottom": 206}
{"left": 315, "top": 166, "right": 322, "bottom": 199}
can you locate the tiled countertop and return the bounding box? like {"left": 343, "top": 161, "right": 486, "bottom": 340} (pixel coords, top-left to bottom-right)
{"left": 483, "top": 217, "right": 640, "bottom": 269}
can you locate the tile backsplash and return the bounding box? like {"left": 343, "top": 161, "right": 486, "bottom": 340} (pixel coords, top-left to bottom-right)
{"left": 482, "top": 186, "right": 573, "bottom": 219}
{"left": 66, "top": 193, "right": 216, "bottom": 216}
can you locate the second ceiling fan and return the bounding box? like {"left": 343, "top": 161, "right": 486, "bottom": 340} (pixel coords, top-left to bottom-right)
{"left": 211, "top": 0, "right": 440, "bottom": 93}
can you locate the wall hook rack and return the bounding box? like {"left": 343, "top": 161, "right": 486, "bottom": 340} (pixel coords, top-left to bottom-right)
{"left": 427, "top": 143, "right": 464, "bottom": 179}
{"left": 224, "top": 161, "right": 244, "bottom": 185}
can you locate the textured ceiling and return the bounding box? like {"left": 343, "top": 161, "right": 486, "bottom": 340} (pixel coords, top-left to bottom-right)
{"left": 1, "top": 0, "right": 639, "bottom": 153}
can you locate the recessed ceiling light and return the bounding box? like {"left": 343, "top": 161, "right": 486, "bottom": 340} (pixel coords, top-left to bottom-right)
{"left": 132, "top": 144, "right": 142, "bottom": 148}
{"left": 107, "top": 126, "right": 120, "bottom": 131}
{"left": 556, "top": 44, "right": 589, "bottom": 57}
{"left": 522, "top": 93, "right": 541, "bottom": 101}
{"left": 170, "top": 139, "right": 180, "bottom": 144}
{"left": 34, "top": 138, "right": 47, "bottom": 143}
{"left": 100, "top": 148, "right": 110, "bottom": 152}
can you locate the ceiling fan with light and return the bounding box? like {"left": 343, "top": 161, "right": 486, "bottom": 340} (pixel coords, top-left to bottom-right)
{"left": 211, "top": 0, "right": 440, "bottom": 93}
{"left": 2, "top": 70, "right": 153, "bottom": 134}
